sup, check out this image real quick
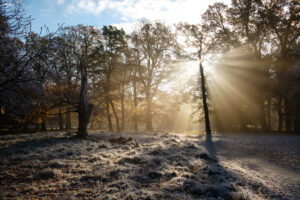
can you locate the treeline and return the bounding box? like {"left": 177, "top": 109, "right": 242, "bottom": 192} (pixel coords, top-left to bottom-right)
{"left": 202, "top": 0, "right": 300, "bottom": 133}
{"left": 0, "top": 0, "right": 299, "bottom": 135}
{"left": 0, "top": 1, "right": 182, "bottom": 135}
{"left": 177, "top": 0, "right": 299, "bottom": 133}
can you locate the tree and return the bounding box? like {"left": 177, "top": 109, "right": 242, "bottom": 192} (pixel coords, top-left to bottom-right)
{"left": 228, "top": 0, "right": 272, "bottom": 131}
{"left": 177, "top": 23, "right": 212, "bottom": 134}
{"left": 62, "top": 25, "right": 102, "bottom": 137}
{"left": 115, "top": 56, "right": 131, "bottom": 131}
{"left": 261, "top": 0, "right": 299, "bottom": 132}
{"left": 127, "top": 47, "right": 142, "bottom": 131}
{"left": 202, "top": 2, "right": 240, "bottom": 51}
{"left": 287, "top": 44, "right": 300, "bottom": 133}
{"left": 132, "top": 21, "right": 179, "bottom": 131}
{"left": 100, "top": 25, "right": 127, "bottom": 131}
{"left": 0, "top": 0, "right": 47, "bottom": 131}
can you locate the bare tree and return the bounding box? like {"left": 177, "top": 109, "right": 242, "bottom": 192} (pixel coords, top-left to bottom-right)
{"left": 62, "top": 25, "right": 102, "bottom": 137}
{"left": 177, "top": 23, "right": 212, "bottom": 134}
{"left": 132, "top": 21, "right": 179, "bottom": 131}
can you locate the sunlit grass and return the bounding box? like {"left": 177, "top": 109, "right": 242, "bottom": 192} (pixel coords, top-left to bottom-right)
{"left": 174, "top": 130, "right": 206, "bottom": 135}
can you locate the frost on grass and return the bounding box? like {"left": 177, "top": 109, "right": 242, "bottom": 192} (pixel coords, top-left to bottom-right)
{"left": 0, "top": 131, "right": 299, "bottom": 199}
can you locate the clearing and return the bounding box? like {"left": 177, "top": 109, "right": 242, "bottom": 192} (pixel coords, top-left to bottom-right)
{"left": 0, "top": 131, "right": 299, "bottom": 199}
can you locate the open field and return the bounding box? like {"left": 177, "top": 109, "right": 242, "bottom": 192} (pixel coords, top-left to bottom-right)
{"left": 0, "top": 131, "right": 299, "bottom": 200}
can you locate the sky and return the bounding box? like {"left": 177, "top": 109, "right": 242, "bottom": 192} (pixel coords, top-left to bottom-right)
{"left": 24, "top": 0, "right": 231, "bottom": 33}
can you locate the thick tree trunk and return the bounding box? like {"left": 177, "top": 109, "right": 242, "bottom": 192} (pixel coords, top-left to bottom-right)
{"left": 145, "top": 88, "right": 153, "bottom": 131}
{"left": 77, "top": 71, "right": 93, "bottom": 138}
{"left": 109, "top": 99, "right": 120, "bottom": 132}
{"left": 199, "top": 62, "right": 211, "bottom": 134}
{"left": 58, "top": 107, "right": 64, "bottom": 130}
{"left": 106, "top": 98, "right": 113, "bottom": 131}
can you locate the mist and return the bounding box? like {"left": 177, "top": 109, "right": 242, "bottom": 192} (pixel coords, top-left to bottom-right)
{"left": 1, "top": 0, "right": 300, "bottom": 199}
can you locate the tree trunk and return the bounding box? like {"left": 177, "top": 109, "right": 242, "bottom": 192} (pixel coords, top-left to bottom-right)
{"left": 120, "top": 85, "right": 125, "bottom": 131}
{"left": 259, "top": 100, "right": 268, "bottom": 132}
{"left": 35, "top": 123, "right": 41, "bottom": 132}
{"left": 133, "top": 78, "right": 138, "bottom": 131}
{"left": 294, "top": 102, "right": 300, "bottom": 133}
{"left": 23, "top": 107, "right": 29, "bottom": 132}
{"left": 41, "top": 118, "right": 46, "bottom": 131}
{"left": 66, "top": 75, "right": 72, "bottom": 130}
{"left": 58, "top": 107, "right": 64, "bottom": 130}
{"left": 77, "top": 70, "right": 93, "bottom": 138}
{"left": 277, "top": 96, "right": 283, "bottom": 132}
{"left": 23, "top": 120, "right": 28, "bottom": 132}
{"left": 285, "top": 98, "right": 292, "bottom": 133}
{"left": 106, "top": 98, "right": 113, "bottom": 131}
{"left": 240, "top": 112, "right": 247, "bottom": 131}
{"left": 145, "top": 88, "right": 153, "bottom": 131}
{"left": 266, "top": 99, "right": 272, "bottom": 131}
{"left": 109, "top": 99, "right": 120, "bottom": 132}
{"left": 199, "top": 62, "right": 211, "bottom": 134}
{"left": 65, "top": 106, "right": 71, "bottom": 130}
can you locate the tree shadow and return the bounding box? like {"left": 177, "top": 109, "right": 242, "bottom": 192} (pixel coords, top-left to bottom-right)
{"left": 123, "top": 133, "right": 286, "bottom": 199}
{"left": 0, "top": 132, "right": 290, "bottom": 199}
{"left": 204, "top": 133, "right": 217, "bottom": 160}
{"left": 0, "top": 133, "right": 90, "bottom": 167}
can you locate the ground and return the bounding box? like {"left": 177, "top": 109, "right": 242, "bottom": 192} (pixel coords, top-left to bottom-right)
{"left": 0, "top": 131, "right": 299, "bottom": 200}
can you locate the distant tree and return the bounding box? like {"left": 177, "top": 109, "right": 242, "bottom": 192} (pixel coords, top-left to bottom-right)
{"left": 115, "top": 56, "right": 131, "bottom": 131}
{"left": 99, "top": 25, "right": 127, "bottom": 131}
{"left": 127, "top": 47, "right": 143, "bottom": 131}
{"left": 198, "top": 0, "right": 299, "bottom": 133}
{"left": 132, "top": 21, "right": 179, "bottom": 131}
{"left": 287, "top": 44, "right": 300, "bottom": 133}
{"left": 261, "top": 0, "right": 300, "bottom": 132}
{"left": 228, "top": 0, "right": 272, "bottom": 131}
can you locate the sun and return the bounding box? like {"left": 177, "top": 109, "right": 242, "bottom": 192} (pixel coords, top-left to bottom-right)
{"left": 182, "top": 60, "right": 216, "bottom": 79}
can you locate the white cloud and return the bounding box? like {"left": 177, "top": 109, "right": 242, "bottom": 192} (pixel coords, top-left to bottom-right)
{"left": 66, "top": 0, "right": 231, "bottom": 32}
{"left": 68, "top": 0, "right": 230, "bottom": 21}
{"left": 112, "top": 22, "right": 136, "bottom": 33}
{"left": 57, "top": 0, "right": 65, "bottom": 4}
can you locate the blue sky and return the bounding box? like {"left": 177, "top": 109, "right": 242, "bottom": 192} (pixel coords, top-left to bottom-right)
{"left": 24, "top": 0, "right": 230, "bottom": 33}
{"left": 24, "top": 0, "right": 118, "bottom": 33}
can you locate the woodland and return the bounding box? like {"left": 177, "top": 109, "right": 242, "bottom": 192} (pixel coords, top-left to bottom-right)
{"left": 0, "top": 0, "right": 299, "bottom": 134}
{"left": 0, "top": 0, "right": 299, "bottom": 199}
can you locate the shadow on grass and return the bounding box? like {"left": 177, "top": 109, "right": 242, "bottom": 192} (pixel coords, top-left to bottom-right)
{"left": 0, "top": 132, "right": 288, "bottom": 199}
{"left": 124, "top": 133, "right": 285, "bottom": 199}
{"left": 0, "top": 134, "right": 86, "bottom": 166}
